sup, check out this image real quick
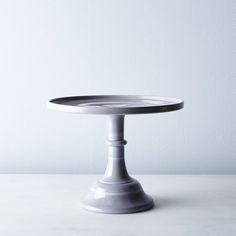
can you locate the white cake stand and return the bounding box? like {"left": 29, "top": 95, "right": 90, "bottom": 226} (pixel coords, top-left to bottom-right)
{"left": 48, "top": 95, "right": 184, "bottom": 214}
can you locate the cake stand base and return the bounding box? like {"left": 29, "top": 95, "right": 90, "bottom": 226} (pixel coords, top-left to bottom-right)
{"left": 81, "top": 177, "right": 154, "bottom": 214}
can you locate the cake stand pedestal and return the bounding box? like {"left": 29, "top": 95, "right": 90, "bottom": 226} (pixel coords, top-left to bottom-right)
{"left": 48, "top": 95, "right": 184, "bottom": 214}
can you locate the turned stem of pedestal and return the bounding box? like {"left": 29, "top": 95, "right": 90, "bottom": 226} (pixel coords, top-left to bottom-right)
{"left": 102, "top": 115, "right": 131, "bottom": 183}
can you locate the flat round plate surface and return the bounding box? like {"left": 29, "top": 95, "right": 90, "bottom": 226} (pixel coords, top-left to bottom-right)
{"left": 48, "top": 95, "right": 184, "bottom": 115}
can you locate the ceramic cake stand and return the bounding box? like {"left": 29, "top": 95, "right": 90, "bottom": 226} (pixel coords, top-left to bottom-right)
{"left": 48, "top": 95, "right": 184, "bottom": 214}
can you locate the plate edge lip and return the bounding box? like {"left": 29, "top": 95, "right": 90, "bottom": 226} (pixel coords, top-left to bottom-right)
{"left": 47, "top": 95, "right": 184, "bottom": 115}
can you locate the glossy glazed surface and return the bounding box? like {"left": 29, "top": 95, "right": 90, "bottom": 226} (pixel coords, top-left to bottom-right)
{"left": 47, "top": 95, "right": 184, "bottom": 213}
{"left": 48, "top": 95, "right": 184, "bottom": 115}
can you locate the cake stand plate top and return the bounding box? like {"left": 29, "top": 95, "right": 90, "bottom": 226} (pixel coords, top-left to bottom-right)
{"left": 48, "top": 95, "right": 184, "bottom": 115}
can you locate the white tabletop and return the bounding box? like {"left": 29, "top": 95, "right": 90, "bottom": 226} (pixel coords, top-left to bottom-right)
{"left": 0, "top": 175, "right": 235, "bottom": 236}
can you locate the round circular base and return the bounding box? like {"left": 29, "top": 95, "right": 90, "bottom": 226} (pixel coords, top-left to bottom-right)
{"left": 81, "top": 178, "right": 154, "bottom": 214}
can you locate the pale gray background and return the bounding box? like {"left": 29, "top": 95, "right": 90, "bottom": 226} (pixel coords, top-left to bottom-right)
{"left": 0, "top": 0, "right": 235, "bottom": 174}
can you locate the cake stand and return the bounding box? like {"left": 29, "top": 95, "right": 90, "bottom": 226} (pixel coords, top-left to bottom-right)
{"left": 48, "top": 95, "right": 184, "bottom": 214}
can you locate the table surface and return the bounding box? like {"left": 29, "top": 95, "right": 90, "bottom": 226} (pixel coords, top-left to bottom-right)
{"left": 0, "top": 175, "right": 235, "bottom": 236}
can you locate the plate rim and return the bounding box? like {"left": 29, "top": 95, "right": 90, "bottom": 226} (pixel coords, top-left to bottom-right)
{"left": 47, "top": 95, "right": 184, "bottom": 115}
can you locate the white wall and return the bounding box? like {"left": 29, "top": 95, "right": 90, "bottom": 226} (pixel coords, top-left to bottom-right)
{"left": 0, "top": 0, "right": 235, "bottom": 174}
